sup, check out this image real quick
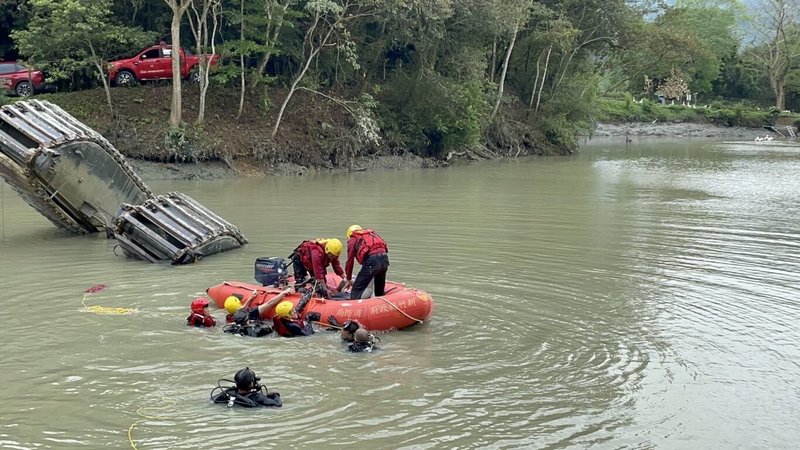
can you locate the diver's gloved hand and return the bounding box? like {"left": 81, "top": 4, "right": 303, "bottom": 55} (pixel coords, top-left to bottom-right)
{"left": 328, "top": 315, "right": 341, "bottom": 327}
{"left": 315, "top": 281, "right": 330, "bottom": 298}
{"left": 306, "top": 312, "right": 321, "bottom": 323}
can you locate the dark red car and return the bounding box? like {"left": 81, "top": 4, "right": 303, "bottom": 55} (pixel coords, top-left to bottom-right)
{"left": 0, "top": 61, "right": 45, "bottom": 96}
{"left": 108, "top": 44, "right": 220, "bottom": 86}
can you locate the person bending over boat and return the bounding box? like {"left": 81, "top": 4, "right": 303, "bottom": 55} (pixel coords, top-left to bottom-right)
{"left": 211, "top": 367, "right": 282, "bottom": 408}
{"left": 187, "top": 297, "right": 216, "bottom": 327}
{"left": 344, "top": 225, "right": 389, "bottom": 299}
{"left": 290, "top": 238, "right": 345, "bottom": 298}
{"left": 272, "top": 300, "right": 319, "bottom": 337}
{"left": 223, "top": 288, "right": 292, "bottom": 337}
{"left": 348, "top": 328, "right": 380, "bottom": 353}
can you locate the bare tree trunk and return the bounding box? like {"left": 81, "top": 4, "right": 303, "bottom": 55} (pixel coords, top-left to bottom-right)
{"left": 253, "top": 1, "right": 290, "bottom": 88}
{"left": 534, "top": 46, "right": 552, "bottom": 115}
{"left": 490, "top": 35, "right": 497, "bottom": 84}
{"left": 198, "top": 3, "right": 220, "bottom": 124}
{"left": 237, "top": 0, "right": 246, "bottom": 119}
{"left": 270, "top": 1, "right": 368, "bottom": 137}
{"left": 169, "top": 15, "right": 183, "bottom": 126}
{"left": 189, "top": 0, "right": 208, "bottom": 124}
{"left": 529, "top": 49, "right": 544, "bottom": 110}
{"left": 87, "top": 43, "right": 114, "bottom": 118}
{"left": 189, "top": 0, "right": 220, "bottom": 125}
{"left": 165, "top": 0, "right": 192, "bottom": 127}
{"left": 95, "top": 62, "right": 115, "bottom": 118}
{"left": 491, "top": 24, "right": 518, "bottom": 120}
{"left": 776, "top": 79, "right": 786, "bottom": 110}
{"left": 271, "top": 13, "right": 330, "bottom": 138}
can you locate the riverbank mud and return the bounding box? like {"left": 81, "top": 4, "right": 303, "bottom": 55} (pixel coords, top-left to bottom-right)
{"left": 129, "top": 151, "right": 438, "bottom": 181}
{"left": 592, "top": 122, "right": 766, "bottom": 138}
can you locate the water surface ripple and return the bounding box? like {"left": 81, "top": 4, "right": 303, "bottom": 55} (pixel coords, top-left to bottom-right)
{"left": 0, "top": 139, "right": 798, "bottom": 448}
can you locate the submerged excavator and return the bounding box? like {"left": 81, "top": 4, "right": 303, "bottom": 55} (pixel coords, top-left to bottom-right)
{"left": 0, "top": 99, "right": 247, "bottom": 264}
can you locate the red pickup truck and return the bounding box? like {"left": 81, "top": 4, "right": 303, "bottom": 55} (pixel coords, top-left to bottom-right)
{"left": 108, "top": 44, "right": 220, "bottom": 86}
{"left": 0, "top": 61, "right": 45, "bottom": 96}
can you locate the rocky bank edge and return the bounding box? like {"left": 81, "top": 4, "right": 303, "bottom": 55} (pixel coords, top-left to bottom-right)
{"left": 130, "top": 122, "right": 768, "bottom": 182}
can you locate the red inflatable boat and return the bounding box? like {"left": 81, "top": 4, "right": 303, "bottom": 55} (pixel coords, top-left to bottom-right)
{"left": 206, "top": 276, "right": 434, "bottom": 331}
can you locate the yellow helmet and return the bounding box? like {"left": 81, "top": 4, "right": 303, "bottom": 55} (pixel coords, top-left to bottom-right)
{"left": 325, "top": 238, "right": 343, "bottom": 257}
{"left": 275, "top": 301, "right": 294, "bottom": 318}
{"left": 224, "top": 296, "right": 241, "bottom": 314}
{"left": 346, "top": 224, "right": 362, "bottom": 239}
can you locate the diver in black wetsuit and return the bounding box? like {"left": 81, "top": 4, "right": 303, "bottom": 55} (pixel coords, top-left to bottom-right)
{"left": 211, "top": 368, "right": 282, "bottom": 408}
{"left": 347, "top": 328, "right": 380, "bottom": 353}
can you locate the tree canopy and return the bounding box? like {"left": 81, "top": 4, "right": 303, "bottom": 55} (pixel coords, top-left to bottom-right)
{"left": 4, "top": 0, "right": 797, "bottom": 154}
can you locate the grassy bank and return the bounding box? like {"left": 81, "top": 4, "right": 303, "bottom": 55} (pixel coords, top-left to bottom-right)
{"left": 595, "top": 97, "right": 800, "bottom": 128}
{"left": 24, "top": 84, "right": 355, "bottom": 167}
{"left": 1, "top": 84, "right": 557, "bottom": 170}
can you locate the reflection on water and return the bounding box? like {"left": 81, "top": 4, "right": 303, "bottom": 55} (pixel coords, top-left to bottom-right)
{"left": 1, "top": 138, "right": 799, "bottom": 448}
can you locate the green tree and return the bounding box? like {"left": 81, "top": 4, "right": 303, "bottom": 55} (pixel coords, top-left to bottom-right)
{"left": 750, "top": 0, "right": 800, "bottom": 110}
{"left": 0, "top": 0, "right": 31, "bottom": 58}
{"left": 270, "top": 0, "right": 376, "bottom": 138}
{"left": 11, "top": 0, "right": 153, "bottom": 116}
{"left": 220, "top": 0, "right": 299, "bottom": 119}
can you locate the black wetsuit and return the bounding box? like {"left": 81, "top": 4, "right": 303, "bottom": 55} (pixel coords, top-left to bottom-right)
{"left": 213, "top": 388, "right": 282, "bottom": 407}
{"left": 223, "top": 308, "right": 272, "bottom": 337}
{"left": 347, "top": 338, "right": 379, "bottom": 353}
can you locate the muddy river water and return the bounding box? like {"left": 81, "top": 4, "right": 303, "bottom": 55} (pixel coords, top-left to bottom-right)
{"left": 0, "top": 138, "right": 798, "bottom": 449}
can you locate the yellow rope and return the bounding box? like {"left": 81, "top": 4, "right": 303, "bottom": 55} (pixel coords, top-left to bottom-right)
{"left": 313, "top": 321, "right": 342, "bottom": 330}
{"left": 128, "top": 397, "right": 177, "bottom": 450}
{"left": 81, "top": 294, "right": 137, "bottom": 315}
{"left": 378, "top": 296, "right": 424, "bottom": 325}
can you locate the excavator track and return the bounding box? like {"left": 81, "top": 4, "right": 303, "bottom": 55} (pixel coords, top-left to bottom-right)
{"left": 0, "top": 150, "right": 85, "bottom": 233}
{"left": 0, "top": 99, "right": 247, "bottom": 263}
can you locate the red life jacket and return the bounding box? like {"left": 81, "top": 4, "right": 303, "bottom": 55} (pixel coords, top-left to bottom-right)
{"left": 187, "top": 313, "right": 216, "bottom": 327}
{"left": 352, "top": 229, "right": 388, "bottom": 264}
{"left": 272, "top": 316, "right": 292, "bottom": 337}
{"left": 295, "top": 240, "right": 326, "bottom": 268}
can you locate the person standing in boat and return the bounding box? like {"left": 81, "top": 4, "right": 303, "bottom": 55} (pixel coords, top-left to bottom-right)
{"left": 223, "top": 288, "right": 292, "bottom": 337}
{"left": 187, "top": 297, "right": 216, "bottom": 327}
{"left": 211, "top": 367, "right": 282, "bottom": 408}
{"left": 344, "top": 225, "right": 389, "bottom": 299}
{"left": 290, "top": 238, "right": 345, "bottom": 298}
{"left": 271, "top": 300, "right": 320, "bottom": 337}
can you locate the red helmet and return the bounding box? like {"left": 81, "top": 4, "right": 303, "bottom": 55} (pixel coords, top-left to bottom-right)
{"left": 191, "top": 297, "right": 210, "bottom": 314}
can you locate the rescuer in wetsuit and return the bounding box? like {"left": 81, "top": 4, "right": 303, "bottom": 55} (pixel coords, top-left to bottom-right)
{"left": 271, "top": 300, "right": 320, "bottom": 337}
{"left": 211, "top": 367, "right": 282, "bottom": 408}
{"left": 328, "top": 317, "right": 379, "bottom": 351}
{"left": 223, "top": 288, "right": 292, "bottom": 337}
{"left": 186, "top": 297, "right": 216, "bottom": 327}
{"left": 348, "top": 328, "right": 380, "bottom": 353}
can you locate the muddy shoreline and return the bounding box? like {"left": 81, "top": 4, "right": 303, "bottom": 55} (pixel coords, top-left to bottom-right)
{"left": 130, "top": 122, "right": 768, "bottom": 182}
{"left": 591, "top": 122, "right": 766, "bottom": 138}
{"left": 129, "top": 151, "right": 439, "bottom": 182}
